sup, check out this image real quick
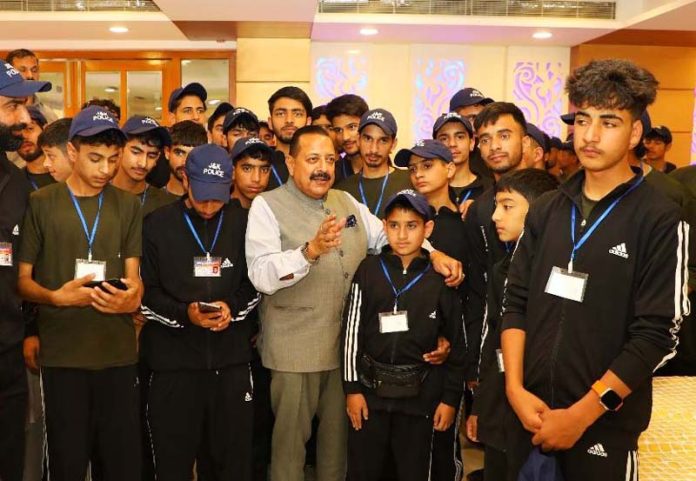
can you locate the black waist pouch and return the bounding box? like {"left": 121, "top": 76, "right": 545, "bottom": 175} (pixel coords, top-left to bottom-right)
{"left": 359, "top": 354, "right": 429, "bottom": 399}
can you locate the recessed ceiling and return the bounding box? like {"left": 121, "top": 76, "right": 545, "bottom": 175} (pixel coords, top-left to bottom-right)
{"left": 0, "top": 0, "right": 694, "bottom": 47}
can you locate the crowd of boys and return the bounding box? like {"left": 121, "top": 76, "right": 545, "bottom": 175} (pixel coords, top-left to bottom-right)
{"left": 0, "top": 48, "right": 693, "bottom": 481}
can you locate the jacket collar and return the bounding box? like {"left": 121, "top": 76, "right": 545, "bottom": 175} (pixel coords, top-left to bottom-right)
{"left": 379, "top": 247, "right": 431, "bottom": 273}
{"left": 559, "top": 166, "right": 644, "bottom": 211}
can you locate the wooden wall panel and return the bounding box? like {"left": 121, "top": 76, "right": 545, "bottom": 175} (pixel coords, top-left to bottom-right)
{"left": 667, "top": 133, "right": 692, "bottom": 167}
{"left": 571, "top": 44, "right": 696, "bottom": 165}
{"left": 571, "top": 45, "right": 696, "bottom": 90}
{"left": 649, "top": 90, "right": 695, "bottom": 134}
{"left": 236, "top": 38, "right": 310, "bottom": 83}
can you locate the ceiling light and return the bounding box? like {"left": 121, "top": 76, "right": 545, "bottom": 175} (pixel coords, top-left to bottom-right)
{"left": 154, "top": 107, "right": 162, "bottom": 111}
{"left": 109, "top": 26, "right": 129, "bottom": 33}
{"left": 347, "top": 49, "right": 361, "bottom": 55}
{"left": 532, "top": 31, "right": 552, "bottom": 40}
{"left": 360, "top": 27, "right": 378, "bottom": 36}
{"left": 104, "top": 86, "right": 118, "bottom": 93}
{"left": 207, "top": 99, "right": 221, "bottom": 106}
{"left": 181, "top": 60, "right": 192, "bottom": 66}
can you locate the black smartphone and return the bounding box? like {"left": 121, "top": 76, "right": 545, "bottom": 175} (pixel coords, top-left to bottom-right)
{"left": 198, "top": 302, "right": 222, "bottom": 313}
{"left": 85, "top": 278, "right": 128, "bottom": 290}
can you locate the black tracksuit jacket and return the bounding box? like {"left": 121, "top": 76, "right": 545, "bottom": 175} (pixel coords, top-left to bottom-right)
{"left": 341, "top": 250, "right": 467, "bottom": 417}
{"left": 140, "top": 198, "right": 261, "bottom": 371}
{"left": 463, "top": 186, "right": 510, "bottom": 381}
{"left": 0, "top": 153, "right": 31, "bottom": 354}
{"left": 472, "top": 253, "right": 512, "bottom": 452}
{"left": 502, "top": 169, "right": 689, "bottom": 447}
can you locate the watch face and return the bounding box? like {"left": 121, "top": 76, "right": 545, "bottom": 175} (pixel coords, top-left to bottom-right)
{"left": 602, "top": 390, "right": 623, "bottom": 411}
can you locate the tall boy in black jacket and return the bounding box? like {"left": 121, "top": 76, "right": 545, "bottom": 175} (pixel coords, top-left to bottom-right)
{"left": 140, "top": 143, "right": 261, "bottom": 481}
{"left": 342, "top": 190, "right": 466, "bottom": 481}
{"left": 501, "top": 59, "right": 690, "bottom": 481}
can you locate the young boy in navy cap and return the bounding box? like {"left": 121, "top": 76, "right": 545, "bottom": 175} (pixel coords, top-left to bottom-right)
{"left": 141, "top": 143, "right": 260, "bottom": 481}
{"left": 335, "top": 108, "right": 411, "bottom": 218}
{"left": 112, "top": 115, "right": 177, "bottom": 216}
{"left": 230, "top": 136, "right": 273, "bottom": 209}
{"left": 17, "top": 105, "right": 144, "bottom": 481}
{"left": 644, "top": 125, "right": 677, "bottom": 173}
{"left": 433, "top": 111, "right": 492, "bottom": 206}
{"left": 207, "top": 101, "right": 234, "bottom": 148}
{"left": 342, "top": 189, "right": 466, "bottom": 481}
{"left": 397, "top": 138, "right": 471, "bottom": 480}
{"left": 522, "top": 123, "right": 548, "bottom": 170}
{"left": 223, "top": 107, "right": 261, "bottom": 154}
{"left": 168, "top": 82, "right": 208, "bottom": 127}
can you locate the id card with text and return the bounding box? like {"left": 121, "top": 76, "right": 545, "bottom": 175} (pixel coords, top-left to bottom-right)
{"left": 0, "top": 242, "right": 12, "bottom": 267}
{"left": 194, "top": 256, "right": 222, "bottom": 278}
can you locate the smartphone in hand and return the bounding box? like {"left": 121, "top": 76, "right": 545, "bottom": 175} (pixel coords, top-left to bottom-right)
{"left": 198, "top": 302, "right": 222, "bottom": 313}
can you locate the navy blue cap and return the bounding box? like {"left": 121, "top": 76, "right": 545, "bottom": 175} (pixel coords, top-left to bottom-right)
{"left": 394, "top": 139, "right": 453, "bottom": 168}
{"left": 525, "top": 123, "right": 548, "bottom": 153}
{"left": 359, "top": 108, "right": 398, "bottom": 137}
{"left": 185, "top": 144, "right": 232, "bottom": 203}
{"left": 432, "top": 111, "right": 473, "bottom": 138}
{"left": 561, "top": 133, "right": 575, "bottom": 152}
{"left": 168, "top": 82, "right": 207, "bottom": 113}
{"left": 647, "top": 125, "right": 672, "bottom": 144}
{"left": 222, "top": 107, "right": 259, "bottom": 134}
{"left": 229, "top": 136, "right": 273, "bottom": 163}
{"left": 209, "top": 102, "right": 234, "bottom": 123}
{"left": 560, "top": 112, "right": 575, "bottom": 125}
{"left": 69, "top": 106, "right": 124, "bottom": 141}
{"left": 449, "top": 88, "right": 493, "bottom": 111}
{"left": 550, "top": 137, "right": 563, "bottom": 150}
{"left": 0, "top": 62, "right": 51, "bottom": 98}
{"left": 384, "top": 189, "right": 434, "bottom": 221}
{"left": 122, "top": 115, "right": 171, "bottom": 147}
{"left": 27, "top": 105, "right": 47, "bottom": 127}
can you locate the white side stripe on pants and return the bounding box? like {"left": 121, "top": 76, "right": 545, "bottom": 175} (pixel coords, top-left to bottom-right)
{"left": 625, "top": 450, "right": 638, "bottom": 481}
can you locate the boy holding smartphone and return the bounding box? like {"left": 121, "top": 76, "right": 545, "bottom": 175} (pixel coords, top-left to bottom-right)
{"left": 140, "top": 143, "right": 261, "bottom": 480}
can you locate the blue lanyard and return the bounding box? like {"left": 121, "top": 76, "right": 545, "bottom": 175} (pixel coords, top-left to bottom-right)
{"left": 342, "top": 158, "right": 349, "bottom": 179}
{"left": 29, "top": 179, "right": 39, "bottom": 191}
{"left": 379, "top": 258, "right": 430, "bottom": 312}
{"left": 271, "top": 165, "right": 282, "bottom": 186}
{"left": 183, "top": 210, "right": 224, "bottom": 260}
{"left": 504, "top": 242, "right": 513, "bottom": 253}
{"left": 458, "top": 189, "right": 472, "bottom": 205}
{"left": 140, "top": 186, "right": 149, "bottom": 206}
{"left": 67, "top": 187, "right": 104, "bottom": 261}
{"left": 358, "top": 172, "right": 389, "bottom": 216}
{"left": 568, "top": 178, "right": 643, "bottom": 272}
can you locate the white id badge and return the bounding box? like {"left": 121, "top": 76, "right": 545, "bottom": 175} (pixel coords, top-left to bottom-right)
{"left": 379, "top": 311, "right": 409, "bottom": 333}
{"left": 496, "top": 349, "right": 505, "bottom": 373}
{"left": 74, "top": 258, "right": 106, "bottom": 281}
{"left": 194, "top": 256, "right": 222, "bottom": 278}
{"left": 544, "top": 266, "right": 588, "bottom": 303}
{"left": 0, "top": 242, "right": 12, "bottom": 267}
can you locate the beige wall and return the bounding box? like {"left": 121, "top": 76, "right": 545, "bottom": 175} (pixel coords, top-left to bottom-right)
{"left": 572, "top": 44, "right": 696, "bottom": 166}
{"left": 235, "top": 38, "right": 311, "bottom": 120}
